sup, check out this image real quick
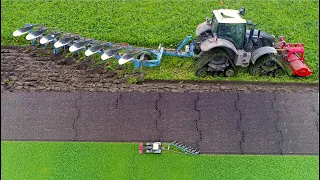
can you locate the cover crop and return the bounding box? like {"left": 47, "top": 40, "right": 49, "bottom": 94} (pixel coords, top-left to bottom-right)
{"left": 2, "top": 141, "right": 319, "bottom": 180}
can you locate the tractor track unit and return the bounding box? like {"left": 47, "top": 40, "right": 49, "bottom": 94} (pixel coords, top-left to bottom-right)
{"left": 13, "top": 6, "right": 312, "bottom": 77}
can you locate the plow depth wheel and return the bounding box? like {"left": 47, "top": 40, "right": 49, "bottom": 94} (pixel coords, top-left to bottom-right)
{"left": 137, "top": 53, "right": 152, "bottom": 61}
{"left": 249, "top": 54, "right": 284, "bottom": 76}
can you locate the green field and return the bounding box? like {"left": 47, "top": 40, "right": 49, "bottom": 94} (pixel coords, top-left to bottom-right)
{"left": 1, "top": 141, "right": 319, "bottom": 180}
{"left": 1, "top": 0, "right": 319, "bottom": 82}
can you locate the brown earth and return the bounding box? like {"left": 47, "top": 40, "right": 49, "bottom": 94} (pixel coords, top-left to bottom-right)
{"left": 1, "top": 46, "right": 318, "bottom": 93}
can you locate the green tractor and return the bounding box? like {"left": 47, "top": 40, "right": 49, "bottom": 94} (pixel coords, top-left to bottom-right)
{"left": 194, "top": 7, "right": 283, "bottom": 77}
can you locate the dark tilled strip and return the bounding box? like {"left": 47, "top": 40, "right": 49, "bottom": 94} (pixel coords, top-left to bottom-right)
{"left": 1, "top": 46, "right": 319, "bottom": 93}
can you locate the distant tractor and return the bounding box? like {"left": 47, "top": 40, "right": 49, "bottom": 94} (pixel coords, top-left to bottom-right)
{"left": 193, "top": 7, "right": 311, "bottom": 77}
{"left": 139, "top": 142, "right": 162, "bottom": 154}
{"left": 139, "top": 141, "right": 200, "bottom": 155}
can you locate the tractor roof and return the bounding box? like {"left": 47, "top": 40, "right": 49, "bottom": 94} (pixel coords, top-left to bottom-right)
{"left": 152, "top": 142, "right": 161, "bottom": 150}
{"left": 212, "top": 9, "right": 247, "bottom": 24}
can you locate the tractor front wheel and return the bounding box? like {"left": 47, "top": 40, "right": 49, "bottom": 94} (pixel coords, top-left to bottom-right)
{"left": 249, "top": 54, "right": 284, "bottom": 76}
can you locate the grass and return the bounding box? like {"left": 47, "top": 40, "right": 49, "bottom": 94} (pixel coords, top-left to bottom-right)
{"left": 1, "top": 0, "right": 319, "bottom": 82}
{"left": 1, "top": 141, "right": 319, "bottom": 180}
{"left": 141, "top": 56, "right": 319, "bottom": 83}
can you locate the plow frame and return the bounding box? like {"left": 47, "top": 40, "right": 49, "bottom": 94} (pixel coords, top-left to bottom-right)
{"left": 163, "top": 35, "right": 195, "bottom": 57}
{"left": 132, "top": 46, "right": 165, "bottom": 70}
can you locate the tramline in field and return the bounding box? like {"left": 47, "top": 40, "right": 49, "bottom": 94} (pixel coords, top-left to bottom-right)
{"left": 12, "top": 7, "right": 312, "bottom": 77}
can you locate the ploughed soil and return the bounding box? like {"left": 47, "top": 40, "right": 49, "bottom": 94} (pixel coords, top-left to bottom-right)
{"left": 1, "top": 46, "right": 318, "bottom": 93}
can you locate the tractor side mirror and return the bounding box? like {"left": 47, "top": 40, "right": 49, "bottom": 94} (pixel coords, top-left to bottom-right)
{"left": 246, "top": 20, "right": 252, "bottom": 26}
{"left": 239, "top": 7, "right": 246, "bottom": 16}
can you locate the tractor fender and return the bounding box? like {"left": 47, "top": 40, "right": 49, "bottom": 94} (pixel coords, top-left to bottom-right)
{"left": 200, "top": 37, "right": 238, "bottom": 55}
{"left": 251, "top": 46, "right": 277, "bottom": 64}
{"left": 196, "top": 22, "right": 212, "bottom": 36}
{"left": 199, "top": 38, "right": 238, "bottom": 69}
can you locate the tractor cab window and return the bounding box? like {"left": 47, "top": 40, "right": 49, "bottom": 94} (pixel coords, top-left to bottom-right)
{"left": 212, "top": 15, "right": 218, "bottom": 33}
{"left": 217, "top": 23, "right": 246, "bottom": 49}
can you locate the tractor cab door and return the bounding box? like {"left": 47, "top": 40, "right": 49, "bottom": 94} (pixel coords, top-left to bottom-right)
{"left": 217, "top": 23, "right": 246, "bottom": 49}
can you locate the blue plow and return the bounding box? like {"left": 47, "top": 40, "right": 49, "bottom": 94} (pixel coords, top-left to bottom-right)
{"left": 13, "top": 24, "right": 195, "bottom": 72}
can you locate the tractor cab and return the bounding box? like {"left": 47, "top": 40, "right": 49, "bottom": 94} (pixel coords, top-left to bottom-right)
{"left": 210, "top": 9, "right": 276, "bottom": 50}
{"left": 211, "top": 9, "right": 247, "bottom": 49}
{"left": 139, "top": 142, "right": 162, "bottom": 154}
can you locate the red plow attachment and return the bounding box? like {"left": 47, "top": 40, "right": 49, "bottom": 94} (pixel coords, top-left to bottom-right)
{"left": 276, "top": 37, "right": 312, "bottom": 77}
